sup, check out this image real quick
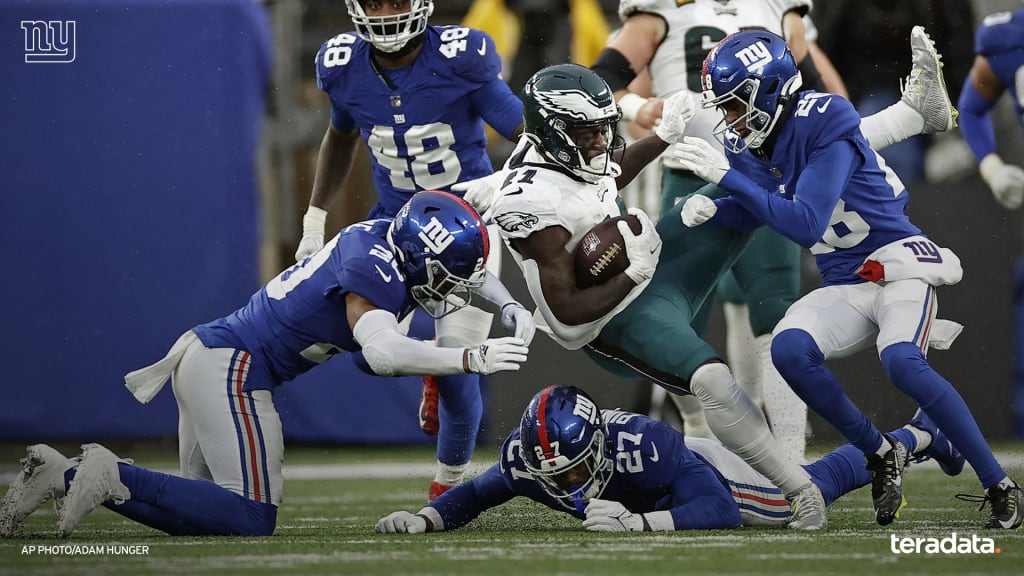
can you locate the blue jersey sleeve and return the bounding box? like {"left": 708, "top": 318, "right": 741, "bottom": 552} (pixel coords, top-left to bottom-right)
{"left": 315, "top": 33, "right": 359, "bottom": 132}
{"left": 719, "top": 95, "right": 861, "bottom": 247}
{"left": 334, "top": 224, "right": 408, "bottom": 316}
{"left": 450, "top": 28, "right": 503, "bottom": 84}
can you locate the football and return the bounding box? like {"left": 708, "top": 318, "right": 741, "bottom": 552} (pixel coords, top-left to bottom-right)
{"left": 573, "top": 215, "right": 642, "bottom": 289}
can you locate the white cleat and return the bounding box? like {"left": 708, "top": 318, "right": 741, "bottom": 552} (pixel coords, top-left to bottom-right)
{"left": 0, "top": 445, "right": 76, "bottom": 537}
{"left": 902, "top": 25, "right": 958, "bottom": 134}
{"left": 786, "top": 482, "right": 828, "bottom": 531}
{"left": 57, "top": 444, "right": 131, "bottom": 538}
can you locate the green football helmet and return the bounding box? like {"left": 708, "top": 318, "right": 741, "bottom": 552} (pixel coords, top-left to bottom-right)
{"left": 522, "top": 63, "right": 624, "bottom": 183}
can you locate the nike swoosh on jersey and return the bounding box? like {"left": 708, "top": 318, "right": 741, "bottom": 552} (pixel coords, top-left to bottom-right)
{"left": 374, "top": 264, "right": 393, "bottom": 282}
{"left": 816, "top": 98, "right": 833, "bottom": 113}
{"left": 649, "top": 442, "right": 659, "bottom": 462}
{"left": 477, "top": 38, "right": 486, "bottom": 56}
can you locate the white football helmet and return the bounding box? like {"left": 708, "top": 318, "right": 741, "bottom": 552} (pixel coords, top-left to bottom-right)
{"left": 345, "top": 0, "right": 434, "bottom": 53}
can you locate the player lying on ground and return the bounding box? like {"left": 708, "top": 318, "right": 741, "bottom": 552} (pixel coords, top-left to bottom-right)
{"left": 376, "top": 385, "right": 964, "bottom": 533}
{"left": 0, "top": 191, "right": 534, "bottom": 538}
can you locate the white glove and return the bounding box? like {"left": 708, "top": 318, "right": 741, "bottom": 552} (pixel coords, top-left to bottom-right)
{"left": 980, "top": 154, "right": 1024, "bottom": 210}
{"left": 500, "top": 303, "right": 536, "bottom": 346}
{"left": 654, "top": 91, "right": 698, "bottom": 145}
{"left": 451, "top": 171, "right": 506, "bottom": 218}
{"left": 619, "top": 207, "right": 661, "bottom": 286}
{"left": 295, "top": 206, "right": 328, "bottom": 261}
{"left": 680, "top": 194, "right": 718, "bottom": 227}
{"left": 673, "top": 136, "right": 730, "bottom": 185}
{"left": 582, "top": 499, "right": 645, "bottom": 532}
{"left": 375, "top": 511, "right": 427, "bottom": 534}
{"left": 465, "top": 337, "right": 528, "bottom": 374}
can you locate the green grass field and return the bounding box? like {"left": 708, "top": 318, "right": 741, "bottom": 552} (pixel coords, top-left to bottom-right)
{"left": 1, "top": 445, "right": 1022, "bottom": 576}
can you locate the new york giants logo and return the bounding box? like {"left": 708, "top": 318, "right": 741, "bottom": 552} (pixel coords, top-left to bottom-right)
{"left": 903, "top": 240, "right": 943, "bottom": 263}
{"left": 21, "top": 20, "right": 76, "bottom": 64}
{"left": 735, "top": 41, "right": 771, "bottom": 75}
{"left": 418, "top": 217, "right": 455, "bottom": 254}
{"left": 573, "top": 394, "right": 600, "bottom": 424}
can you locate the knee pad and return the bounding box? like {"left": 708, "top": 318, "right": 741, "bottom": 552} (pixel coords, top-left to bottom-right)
{"left": 771, "top": 329, "right": 822, "bottom": 379}
{"left": 689, "top": 362, "right": 742, "bottom": 408}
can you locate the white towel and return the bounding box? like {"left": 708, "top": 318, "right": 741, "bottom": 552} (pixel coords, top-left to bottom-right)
{"left": 858, "top": 235, "right": 962, "bottom": 286}
{"left": 124, "top": 330, "right": 198, "bottom": 404}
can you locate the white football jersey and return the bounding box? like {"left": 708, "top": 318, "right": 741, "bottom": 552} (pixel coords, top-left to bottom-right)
{"left": 628, "top": 0, "right": 810, "bottom": 166}
{"left": 490, "top": 139, "right": 651, "bottom": 350}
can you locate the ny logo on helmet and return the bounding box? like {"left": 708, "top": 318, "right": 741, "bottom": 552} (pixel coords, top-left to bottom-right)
{"left": 736, "top": 41, "right": 772, "bottom": 75}
{"left": 573, "top": 393, "right": 599, "bottom": 424}
{"left": 418, "top": 217, "right": 454, "bottom": 254}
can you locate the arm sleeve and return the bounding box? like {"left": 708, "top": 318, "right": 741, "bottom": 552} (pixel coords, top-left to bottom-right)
{"left": 957, "top": 78, "right": 998, "bottom": 161}
{"left": 469, "top": 77, "right": 524, "bottom": 141}
{"left": 474, "top": 270, "right": 518, "bottom": 309}
{"left": 352, "top": 309, "right": 466, "bottom": 376}
{"left": 422, "top": 463, "right": 518, "bottom": 531}
{"left": 717, "top": 139, "right": 857, "bottom": 247}
{"left": 708, "top": 196, "right": 763, "bottom": 230}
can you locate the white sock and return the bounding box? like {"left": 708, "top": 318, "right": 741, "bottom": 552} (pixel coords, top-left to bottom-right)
{"left": 756, "top": 334, "right": 807, "bottom": 464}
{"left": 690, "top": 362, "right": 811, "bottom": 494}
{"left": 670, "top": 393, "right": 716, "bottom": 440}
{"left": 875, "top": 438, "right": 892, "bottom": 458}
{"left": 860, "top": 101, "right": 924, "bottom": 151}
{"left": 902, "top": 424, "right": 933, "bottom": 454}
{"left": 996, "top": 477, "right": 1016, "bottom": 491}
{"left": 723, "top": 302, "right": 761, "bottom": 407}
{"left": 434, "top": 461, "right": 468, "bottom": 486}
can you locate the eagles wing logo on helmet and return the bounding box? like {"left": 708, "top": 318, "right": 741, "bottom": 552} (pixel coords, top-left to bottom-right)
{"left": 532, "top": 89, "right": 614, "bottom": 121}
{"left": 495, "top": 211, "right": 540, "bottom": 233}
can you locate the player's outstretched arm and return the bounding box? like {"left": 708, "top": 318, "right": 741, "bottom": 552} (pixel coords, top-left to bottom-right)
{"left": 347, "top": 293, "right": 527, "bottom": 376}
{"left": 295, "top": 124, "right": 360, "bottom": 261}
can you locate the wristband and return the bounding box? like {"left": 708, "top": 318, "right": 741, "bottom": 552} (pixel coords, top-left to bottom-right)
{"left": 618, "top": 93, "right": 649, "bottom": 123}
{"left": 302, "top": 206, "right": 328, "bottom": 235}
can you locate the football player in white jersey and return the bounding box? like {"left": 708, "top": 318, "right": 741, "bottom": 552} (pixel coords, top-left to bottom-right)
{"left": 589, "top": 0, "right": 958, "bottom": 463}
{"left": 487, "top": 63, "right": 828, "bottom": 530}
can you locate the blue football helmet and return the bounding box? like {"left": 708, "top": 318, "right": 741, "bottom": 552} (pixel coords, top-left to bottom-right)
{"left": 345, "top": 0, "right": 433, "bottom": 53}
{"left": 519, "top": 386, "right": 613, "bottom": 511}
{"left": 522, "top": 64, "right": 625, "bottom": 183}
{"left": 701, "top": 30, "right": 803, "bottom": 152}
{"left": 387, "top": 190, "right": 488, "bottom": 318}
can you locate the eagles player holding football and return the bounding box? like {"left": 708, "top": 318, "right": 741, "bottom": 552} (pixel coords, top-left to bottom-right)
{"left": 483, "top": 63, "right": 828, "bottom": 530}
{"left": 589, "top": 0, "right": 959, "bottom": 463}
{"left": 376, "top": 386, "right": 965, "bottom": 533}
{"left": 675, "top": 30, "right": 1022, "bottom": 529}
{"left": 296, "top": 0, "right": 528, "bottom": 501}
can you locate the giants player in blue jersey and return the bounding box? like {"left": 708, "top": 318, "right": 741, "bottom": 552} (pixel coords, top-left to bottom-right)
{"left": 959, "top": 7, "right": 1024, "bottom": 211}
{"left": 375, "top": 385, "right": 964, "bottom": 533}
{"left": 0, "top": 192, "right": 534, "bottom": 538}
{"left": 295, "top": 0, "right": 526, "bottom": 501}
{"left": 674, "top": 30, "right": 1023, "bottom": 529}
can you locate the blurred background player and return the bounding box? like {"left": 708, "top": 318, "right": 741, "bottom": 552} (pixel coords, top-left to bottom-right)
{"left": 0, "top": 191, "right": 533, "bottom": 538}
{"left": 589, "top": 0, "right": 958, "bottom": 463}
{"left": 375, "top": 385, "right": 964, "bottom": 533}
{"left": 295, "top": 0, "right": 526, "bottom": 500}
{"left": 958, "top": 6, "right": 1024, "bottom": 438}
{"left": 485, "top": 63, "right": 829, "bottom": 529}
{"left": 676, "top": 29, "right": 1022, "bottom": 529}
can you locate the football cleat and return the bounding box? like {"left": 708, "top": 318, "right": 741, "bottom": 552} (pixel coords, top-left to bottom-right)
{"left": 958, "top": 483, "right": 1024, "bottom": 529}
{"left": 785, "top": 482, "right": 828, "bottom": 530}
{"left": 57, "top": 444, "right": 131, "bottom": 537}
{"left": 419, "top": 377, "right": 440, "bottom": 437}
{"left": 901, "top": 25, "right": 958, "bottom": 134}
{"left": 0, "top": 444, "right": 76, "bottom": 537}
{"left": 908, "top": 408, "right": 965, "bottom": 476}
{"left": 866, "top": 435, "right": 909, "bottom": 526}
{"left": 428, "top": 481, "right": 453, "bottom": 502}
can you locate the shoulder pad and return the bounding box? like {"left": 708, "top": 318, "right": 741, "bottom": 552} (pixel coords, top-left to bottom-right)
{"left": 618, "top": 0, "right": 679, "bottom": 22}
{"left": 431, "top": 26, "right": 502, "bottom": 84}
{"left": 315, "top": 32, "right": 362, "bottom": 90}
